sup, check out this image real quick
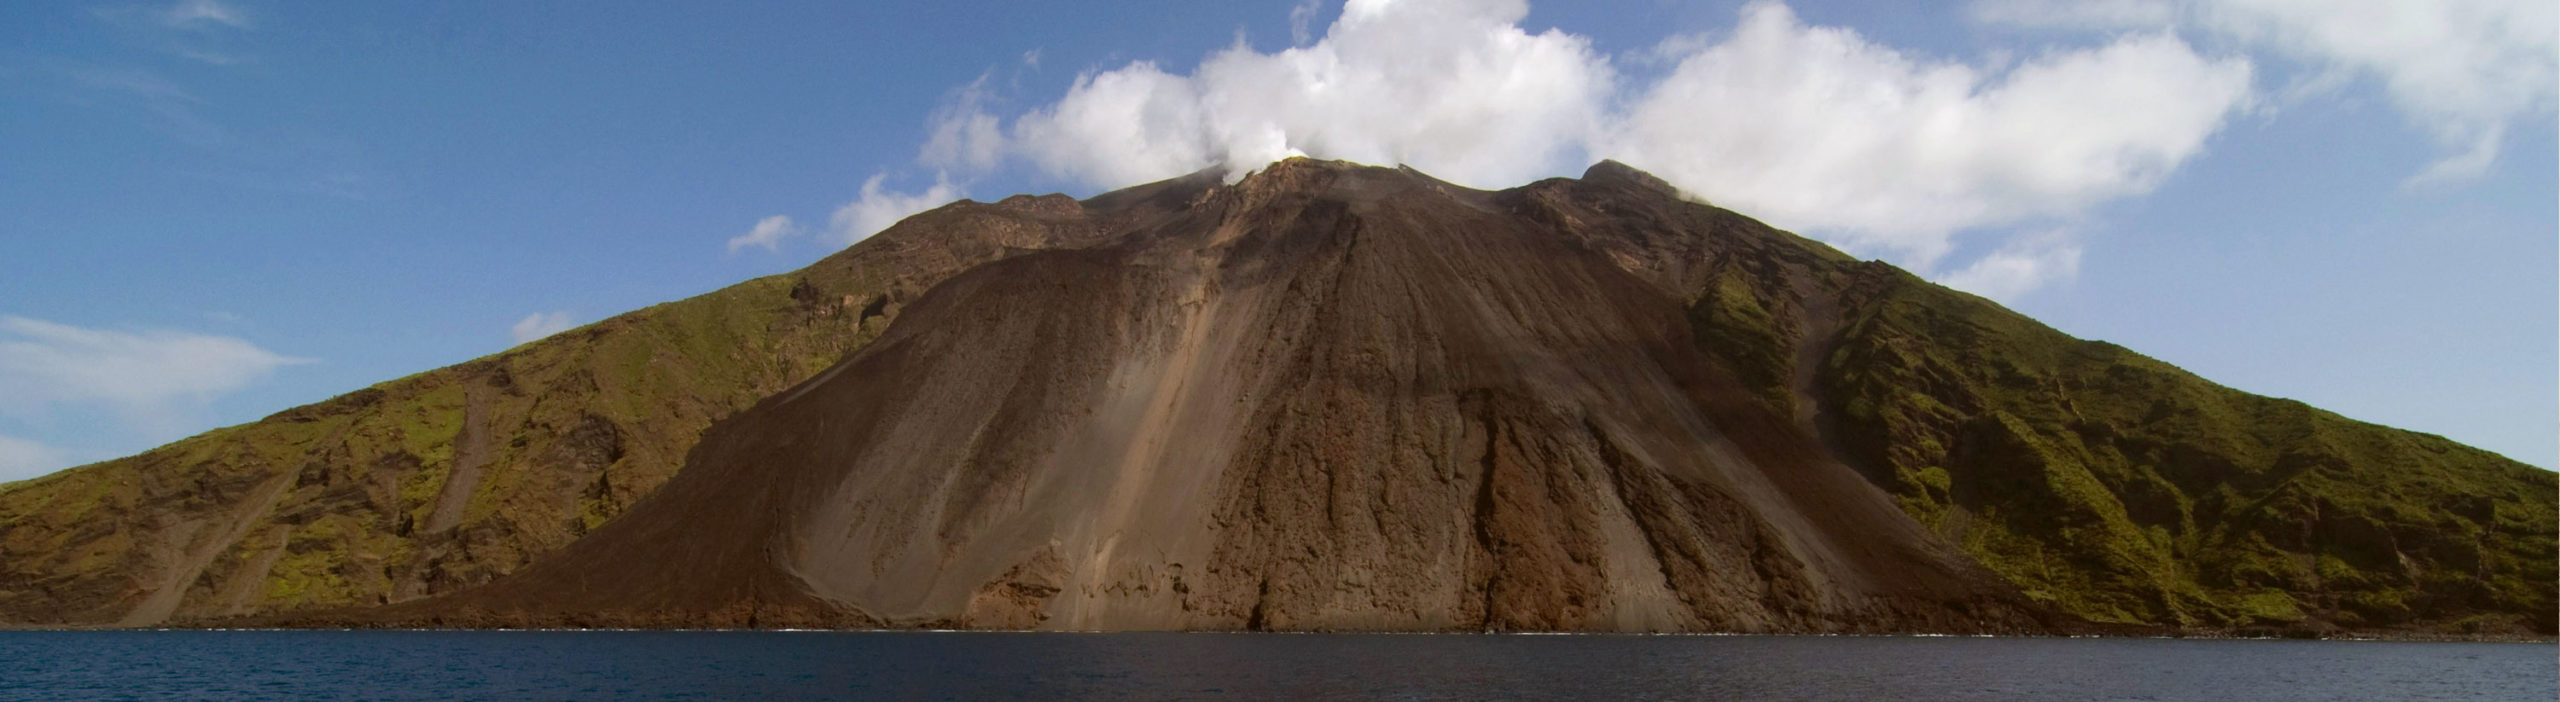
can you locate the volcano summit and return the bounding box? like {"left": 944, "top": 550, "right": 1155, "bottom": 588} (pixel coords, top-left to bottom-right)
{"left": 4, "top": 159, "right": 2549, "bottom": 637}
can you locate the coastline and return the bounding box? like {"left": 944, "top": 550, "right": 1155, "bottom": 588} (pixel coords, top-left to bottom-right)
{"left": 8, "top": 620, "right": 2546, "bottom": 644}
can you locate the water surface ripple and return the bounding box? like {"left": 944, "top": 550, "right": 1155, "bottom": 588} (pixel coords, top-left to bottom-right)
{"left": 0, "top": 631, "right": 2549, "bottom": 700}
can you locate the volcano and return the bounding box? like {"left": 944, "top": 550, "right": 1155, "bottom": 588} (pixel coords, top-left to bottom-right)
{"left": 358, "top": 159, "right": 2042, "bottom": 632}
{"left": 7, "top": 159, "right": 2548, "bottom": 636}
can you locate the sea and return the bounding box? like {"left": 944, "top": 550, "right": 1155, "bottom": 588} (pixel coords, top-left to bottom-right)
{"left": 0, "top": 631, "right": 2549, "bottom": 700}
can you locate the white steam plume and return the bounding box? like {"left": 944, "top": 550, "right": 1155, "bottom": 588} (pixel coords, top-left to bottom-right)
{"left": 833, "top": 0, "right": 2278, "bottom": 299}
{"left": 1012, "top": 0, "right": 1615, "bottom": 188}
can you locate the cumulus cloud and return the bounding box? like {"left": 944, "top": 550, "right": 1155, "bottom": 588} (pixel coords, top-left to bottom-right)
{"left": 726, "top": 214, "right": 804, "bottom": 253}
{"left": 1012, "top": 0, "right": 1615, "bottom": 188}
{"left": 919, "top": 78, "right": 1008, "bottom": 178}
{"left": 1007, "top": 62, "right": 1212, "bottom": 187}
{"left": 1973, "top": 0, "right": 2558, "bottom": 184}
{"left": 0, "top": 315, "right": 309, "bottom": 437}
{"left": 1607, "top": 2, "right": 2253, "bottom": 265}
{"left": 829, "top": 173, "right": 961, "bottom": 244}
{"left": 1290, "top": 0, "right": 1327, "bottom": 45}
{"left": 510, "top": 311, "right": 576, "bottom": 345}
{"left": 842, "top": 0, "right": 2270, "bottom": 299}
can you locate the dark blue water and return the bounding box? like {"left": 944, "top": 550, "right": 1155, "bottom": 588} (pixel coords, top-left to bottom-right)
{"left": 0, "top": 631, "right": 2548, "bottom": 700}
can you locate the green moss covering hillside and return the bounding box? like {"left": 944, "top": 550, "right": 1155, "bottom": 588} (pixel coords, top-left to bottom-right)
{"left": 1525, "top": 162, "right": 2550, "bottom": 637}
{"left": 0, "top": 197, "right": 1103, "bottom": 625}
{"left": 2, "top": 162, "right": 2546, "bottom": 636}
{"left": 1811, "top": 268, "right": 2555, "bottom": 635}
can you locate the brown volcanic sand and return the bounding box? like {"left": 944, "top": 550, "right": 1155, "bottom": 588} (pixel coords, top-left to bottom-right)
{"left": 346, "top": 159, "right": 2054, "bottom": 632}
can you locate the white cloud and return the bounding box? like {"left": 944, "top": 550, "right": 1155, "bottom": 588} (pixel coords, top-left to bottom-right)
{"left": 1290, "top": 0, "right": 1327, "bottom": 45}
{"left": 0, "top": 315, "right": 309, "bottom": 437}
{"left": 1938, "top": 231, "right": 2085, "bottom": 302}
{"left": 1970, "top": 0, "right": 2179, "bottom": 28}
{"left": 1012, "top": 0, "right": 1616, "bottom": 188}
{"left": 919, "top": 78, "right": 1008, "bottom": 177}
{"left": 1973, "top": 0, "right": 2558, "bottom": 184}
{"left": 1607, "top": 2, "right": 2253, "bottom": 266}
{"left": 726, "top": 214, "right": 804, "bottom": 253}
{"left": 1011, "top": 62, "right": 1216, "bottom": 187}
{"left": 951, "top": 0, "right": 2251, "bottom": 297}
{"left": 0, "top": 434, "right": 73, "bottom": 482}
{"left": 510, "top": 311, "right": 576, "bottom": 345}
{"left": 790, "top": 80, "right": 995, "bottom": 251}
{"left": 85, "top": 0, "right": 251, "bottom": 64}
{"left": 162, "top": 0, "right": 249, "bottom": 29}
{"left": 756, "top": 76, "right": 995, "bottom": 253}
{"left": 829, "top": 173, "right": 961, "bottom": 245}
{"left": 834, "top": 0, "right": 2282, "bottom": 298}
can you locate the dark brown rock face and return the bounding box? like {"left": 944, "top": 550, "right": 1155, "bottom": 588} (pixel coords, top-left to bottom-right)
{"left": 23, "top": 157, "right": 2543, "bottom": 636}
{"left": 349, "top": 160, "right": 2053, "bottom": 632}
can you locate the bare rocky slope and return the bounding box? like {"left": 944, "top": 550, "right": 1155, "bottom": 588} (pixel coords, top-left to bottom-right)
{"left": 4, "top": 159, "right": 2549, "bottom": 635}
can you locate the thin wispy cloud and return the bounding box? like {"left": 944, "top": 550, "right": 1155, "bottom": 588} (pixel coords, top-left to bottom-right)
{"left": 90, "top": 0, "right": 255, "bottom": 64}
{"left": 920, "top": 77, "right": 1008, "bottom": 178}
{"left": 159, "top": 43, "right": 244, "bottom": 66}
{"left": 1938, "top": 229, "right": 2086, "bottom": 303}
{"left": 57, "top": 63, "right": 228, "bottom": 145}
{"left": 0, "top": 434, "right": 74, "bottom": 482}
{"left": 92, "top": 0, "right": 250, "bottom": 30}
{"left": 56, "top": 5, "right": 382, "bottom": 199}
{"left": 1289, "top": 0, "right": 1327, "bottom": 46}
{"left": 0, "top": 315, "right": 310, "bottom": 439}
{"left": 727, "top": 215, "right": 805, "bottom": 253}
{"left": 62, "top": 63, "right": 199, "bottom": 105}
{"left": 160, "top": 0, "right": 251, "bottom": 30}
{"left": 510, "top": 311, "right": 577, "bottom": 345}
{"left": 805, "top": 78, "right": 1004, "bottom": 248}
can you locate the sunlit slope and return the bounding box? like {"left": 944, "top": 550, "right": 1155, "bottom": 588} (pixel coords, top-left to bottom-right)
{"left": 3, "top": 159, "right": 2547, "bottom": 637}
{"left": 345, "top": 160, "right": 2052, "bottom": 633}
{"left": 0, "top": 192, "right": 1135, "bottom": 626}
{"left": 1520, "top": 163, "right": 2553, "bottom": 635}
{"left": 1820, "top": 273, "right": 2556, "bottom": 634}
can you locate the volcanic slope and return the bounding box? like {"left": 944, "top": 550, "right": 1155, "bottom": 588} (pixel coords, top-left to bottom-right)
{"left": 6, "top": 159, "right": 2549, "bottom": 635}
{"left": 0, "top": 180, "right": 1133, "bottom": 625}
{"left": 358, "top": 159, "right": 2054, "bottom": 633}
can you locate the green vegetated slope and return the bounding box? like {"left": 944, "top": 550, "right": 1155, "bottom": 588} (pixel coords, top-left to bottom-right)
{"left": 0, "top": 276, "right": 875, "bottom": 625}
{"left": 1818, "top": 272, "right": 2556, "bottom": 635}
{"left": 1528, "top": 163, "right": 2552, "bottom": 637}
{"left": 0, "top": 197, "right": 1109, "bottom": 625}
{"left": 2, "top": 160, "right": 2548, "bottom": 636}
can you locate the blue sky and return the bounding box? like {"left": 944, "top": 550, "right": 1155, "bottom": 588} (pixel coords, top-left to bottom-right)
{"left": 0, "top": 0, "right": 2551, "bottom": 480}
